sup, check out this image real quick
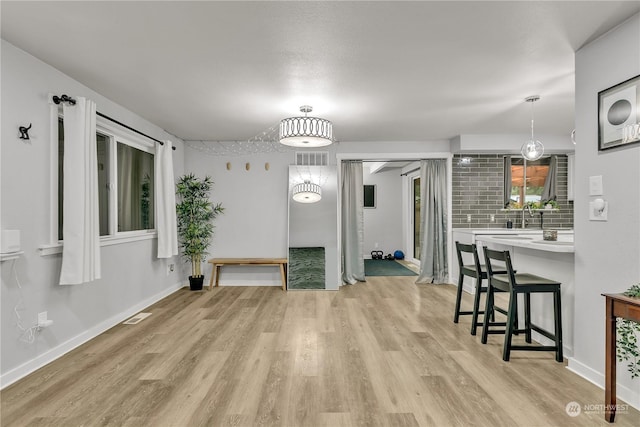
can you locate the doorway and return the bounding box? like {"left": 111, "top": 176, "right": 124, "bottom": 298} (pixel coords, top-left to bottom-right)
{"left": 336, "top": 153, "right": 453, "bottom": 284}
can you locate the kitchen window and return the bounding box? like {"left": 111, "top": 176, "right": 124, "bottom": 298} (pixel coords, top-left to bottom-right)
{"left": 508, "top": 157, "right": 550, "bottom": 205}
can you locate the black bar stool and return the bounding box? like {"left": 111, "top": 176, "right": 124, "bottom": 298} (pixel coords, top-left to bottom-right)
{"left": 481, "top": 246, "right": 563, "bottom": 362}
{"left": 453, "top": 242, "right": 509, "bottom": 335}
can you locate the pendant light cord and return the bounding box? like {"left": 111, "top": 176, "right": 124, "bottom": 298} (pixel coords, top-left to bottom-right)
{"left": 530, "top": 100, "right": 535, "bottom": 141}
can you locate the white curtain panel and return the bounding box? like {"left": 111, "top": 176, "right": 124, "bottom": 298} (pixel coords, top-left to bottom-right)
{"left": 341, "top": 161, "right": 365, "bottom": 284}
{"left": 155, "top": 140, "right": 178, "bottom": 258}
{"left": 59, "top": 97, "right": 101, "bottom": 285}
{"left": 117, "top": 146, "right": 134, "bottom": 231}
{"left": 503, "top": 156, "right": 512, "bottom": 208}
{"left": 416, "top": 159, "right": 449, "bottom": 284}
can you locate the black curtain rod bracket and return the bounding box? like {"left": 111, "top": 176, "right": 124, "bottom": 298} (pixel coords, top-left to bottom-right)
{"left": 52, "top": 94, "right": 176, "bottom": 151}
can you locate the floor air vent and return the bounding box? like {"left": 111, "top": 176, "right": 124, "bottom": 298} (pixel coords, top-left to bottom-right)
{"left": 123, "top": 312, "right": 152, "bottom": 325}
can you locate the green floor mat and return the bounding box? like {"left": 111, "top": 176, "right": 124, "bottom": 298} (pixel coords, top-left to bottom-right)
{"left": 364, "top": 259, "right": 418, "bottom": 276}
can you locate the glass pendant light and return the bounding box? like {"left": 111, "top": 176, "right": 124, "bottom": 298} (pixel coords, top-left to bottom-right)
{"left": 521, "top": 95, "right": 544, "bottom": 161}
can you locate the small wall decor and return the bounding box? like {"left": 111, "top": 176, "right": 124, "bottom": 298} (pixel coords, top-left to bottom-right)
{"left": 245, "top": 162, "right": 251, "bottom": 171}
{"left": 18, "top": 123, "right": 32, "bottom": 140}
{"left": 226, "top": 162, "right": 231, "bottom": 171}
{"left": 598, "top": 74, "right": 640, "bottom": 151}
{"left": 265, "top": 162, "right": 270, "bottom": 171}
{"left": 364, "top": 184, "right": 376, "bottom": 208}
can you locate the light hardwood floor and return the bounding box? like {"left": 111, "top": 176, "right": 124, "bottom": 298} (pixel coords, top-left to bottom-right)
{"left": 2, "top": 278, "right": 638, "bottom": 426}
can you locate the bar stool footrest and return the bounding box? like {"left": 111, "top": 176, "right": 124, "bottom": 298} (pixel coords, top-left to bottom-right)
{"left": 530, "top": 325, "right": 557, "bottom": 341}
{"left": 510, "top": 345, "right": 558, "bottom": 352}
{"left": 456, "top": 310, "right": 475, "bottom": 316}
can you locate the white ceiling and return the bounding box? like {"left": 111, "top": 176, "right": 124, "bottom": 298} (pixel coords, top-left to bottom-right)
{"left": 2, "top": 1, "right": 639, "bottom": 144}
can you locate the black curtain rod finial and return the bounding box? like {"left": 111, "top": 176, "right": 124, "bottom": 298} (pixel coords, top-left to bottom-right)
{"left": 52, "top": 94, "right": 76, "bottom": 105}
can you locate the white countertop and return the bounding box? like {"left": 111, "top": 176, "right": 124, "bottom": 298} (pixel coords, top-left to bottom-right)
{"left": 453, "top": 228, "right": 573, "bottom": 236}
{"left": 475, "top": 233, "right": 574, "bottom": 253}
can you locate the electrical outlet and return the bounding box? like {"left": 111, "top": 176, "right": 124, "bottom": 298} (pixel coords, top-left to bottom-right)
{"left": 37, "top": 310, "right": 53, "bottom": 329}
{"left": 490, "top": 214, "right": 495, "bottom": 223}
{"left": 166, "top": 263, "right": 175, "bottom": 276}
{"left": 467, "top": 214, "right": 472, "bottom": 223}
{"left": 38, "top": 311, "right": 48, "bottom": 324}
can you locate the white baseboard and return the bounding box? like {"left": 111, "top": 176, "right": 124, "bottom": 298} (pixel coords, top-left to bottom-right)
{"left": 0, "top": 281, "right": 185, "bottom": 389}
{"left": 462, "top": 282, "right": 475, "bottom": 294}
{"left": 567, "top": 357, "right": 640, "bottom": 411}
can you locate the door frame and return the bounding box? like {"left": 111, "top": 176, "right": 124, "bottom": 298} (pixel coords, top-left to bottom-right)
{"left": 335, "top": 152, "right": 453, "bottom": 285}
{"left": 406, "top": 169, "right": 422, "bottom": 266}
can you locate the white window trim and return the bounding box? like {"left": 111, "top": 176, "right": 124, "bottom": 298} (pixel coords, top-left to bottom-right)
{"left": 39, "top": 232, "right": 157, "bottom": 256}
{"left": 43, "top": 96, "right": 158, "bottom": 256}
{"left": 406, "top": 171, "right": 422, "bottom": 266}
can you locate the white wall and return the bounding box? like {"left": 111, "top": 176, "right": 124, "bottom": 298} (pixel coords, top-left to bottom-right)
{"left": 184, "top": 148, "right": 292, "bottom": 286}
{"left": 363, "top": 165, "right": 404, "bottom": 258}
{"left": 0, "top": 41, "right": 185, "bottom": 387}
{"left": 451, "top": 133, "right": 575, "bottom": 154}
{"left": 337, "top": 140, "right": 451, "bottom": 155}
{"left": 569, "top": 13, "right": 640, "bottom": 409}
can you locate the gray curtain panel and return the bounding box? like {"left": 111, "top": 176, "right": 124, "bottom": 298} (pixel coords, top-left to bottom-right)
{"left": 503, "top": 156, "right": 512, "bottom": 207}
{"left": 416, "top": 159, "right": 449, "bottom": 284}
{"left": 541, "top": 155, "right": 558, "bottom": 202}
{"left": 341, "top": 161, "right": 365, "bottom": 285}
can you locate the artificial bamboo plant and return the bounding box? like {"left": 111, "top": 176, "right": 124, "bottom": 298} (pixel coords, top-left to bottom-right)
{"left": 176, "top": 174, "right": 224, "bottom": 279}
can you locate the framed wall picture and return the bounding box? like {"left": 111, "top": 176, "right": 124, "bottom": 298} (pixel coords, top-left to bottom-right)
{"left": 363, "top": 184, "right": 376, "bottom": 208}
{"left": 598, "top": 74, "right": 640, "bottom": 151}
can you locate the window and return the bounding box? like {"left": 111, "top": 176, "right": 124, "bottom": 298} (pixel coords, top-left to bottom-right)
{"left": 508, "top": 157, "right": 550, "bottom": 205}
{"left": 116, "top": 143, "right": 154, "bottom": 232}
{"left": 363, "top": 185, "right": 376, "bottom": 208}
{"left": 413, "top": 176, "right": 421, "bottom": 261}
{"left": 57, "top": 117, "right": 155, "bottom": 241}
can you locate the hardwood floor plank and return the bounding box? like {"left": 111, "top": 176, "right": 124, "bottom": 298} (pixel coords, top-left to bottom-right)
{"left": 317, "top": 332, "right": 348, "bottom": 414}
{"left": 253, "top": 350, "right": 294, "bottom": 427}
{"left": 3, "top": 280, "right": 639, "bottom": 427}
{"left": 316, "top": 412, "right": 353, "bottom": 427}
{"left": 384, "top": 413, "right": 420, "bottom": 427}
{"left": 148, "top": 350, "right": 231, "bottom": 426}
{"left": 226, "top": 333, "right": 278, "bottom": 417}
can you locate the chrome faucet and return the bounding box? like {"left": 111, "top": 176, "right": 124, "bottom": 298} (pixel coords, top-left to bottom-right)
{"left": 521, "top": 203, "right": 534, "bottom": 229}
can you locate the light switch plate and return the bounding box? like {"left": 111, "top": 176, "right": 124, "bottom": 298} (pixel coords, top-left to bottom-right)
{"left": 589, "top": 200, "right": 608, "bottom": 221}
{"left": 589, "top": 175, "right": 603, "bottom": 196}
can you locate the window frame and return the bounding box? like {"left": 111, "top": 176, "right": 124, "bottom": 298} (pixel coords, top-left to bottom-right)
{"left": 41, "top": 98, "right": 157, "bottom": 255}
{"left": 508, "top": 157, "right": 551, "bottom": 206}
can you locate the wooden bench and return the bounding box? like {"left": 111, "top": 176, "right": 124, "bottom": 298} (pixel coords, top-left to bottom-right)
{"left": 207, "top": 258, "right": 288, "bottom": 291}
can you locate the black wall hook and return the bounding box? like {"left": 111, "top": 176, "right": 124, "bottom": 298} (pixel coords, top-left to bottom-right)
{"left": 19, "top": 123, "right": 32, "bottom": 140}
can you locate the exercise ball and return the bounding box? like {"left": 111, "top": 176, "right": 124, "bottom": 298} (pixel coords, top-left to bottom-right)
{"left": 393, "top": 250, "right": 405, "bottom": 260}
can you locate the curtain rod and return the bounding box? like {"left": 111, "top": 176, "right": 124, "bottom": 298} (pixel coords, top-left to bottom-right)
{"left": 400, "top": 167, "right": 420, "bottom": 176}
{"left": 52, "top": 94, "right": 176, "bottom": 151}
